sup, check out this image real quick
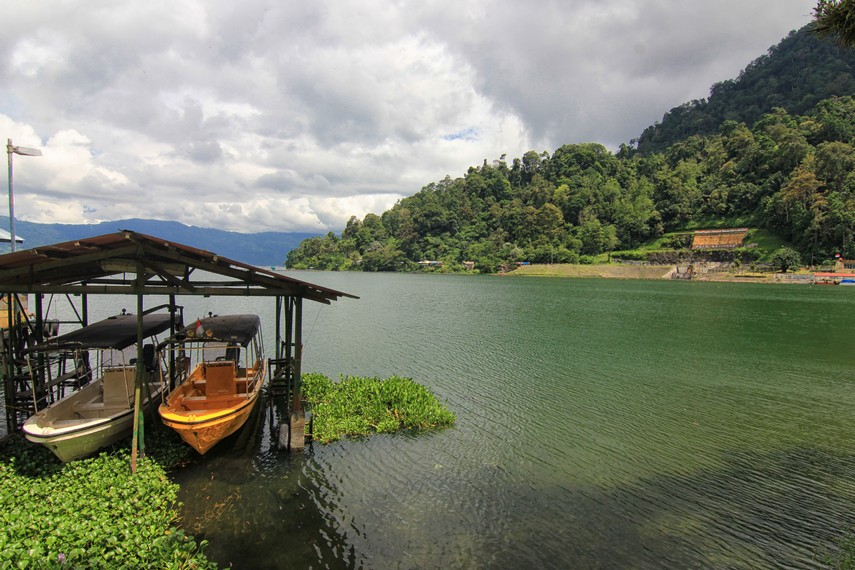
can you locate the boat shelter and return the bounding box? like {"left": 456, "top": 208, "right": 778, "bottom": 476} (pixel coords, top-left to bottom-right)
{"left": 0, "top": 230, "right": 356, "bottom": 468}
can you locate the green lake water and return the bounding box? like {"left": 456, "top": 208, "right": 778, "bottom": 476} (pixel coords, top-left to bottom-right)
{"left": 169, "top": 273, "right": 855, "bottom": 569}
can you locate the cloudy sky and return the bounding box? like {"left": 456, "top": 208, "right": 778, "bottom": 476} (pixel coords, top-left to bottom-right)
{"left": 2, "top": 1, "right": 816, "bottom": 234}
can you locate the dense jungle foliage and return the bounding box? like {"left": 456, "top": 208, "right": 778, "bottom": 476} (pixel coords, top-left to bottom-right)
{"left": 286, "top": 27, "right": 855, "bottom": 274}
{"left": 287, "top": 97, "right": 855, "bottom": 273}
{"left": 636, "top": 27, "right": 855, "bottom": 153}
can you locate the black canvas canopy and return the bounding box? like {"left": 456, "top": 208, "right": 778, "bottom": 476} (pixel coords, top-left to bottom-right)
{"left": 27, "top": 313, "right": 174, "bottom": 353}
{"left": 170, "top": 314, "right": 261, "bottom": 347}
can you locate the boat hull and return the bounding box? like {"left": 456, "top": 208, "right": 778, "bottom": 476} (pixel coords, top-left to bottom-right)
{"left": 23, "top": 384, "right": 163, "bottom": 463}
{"left": 159, "top": 389, "right": 261, "bottom": 454}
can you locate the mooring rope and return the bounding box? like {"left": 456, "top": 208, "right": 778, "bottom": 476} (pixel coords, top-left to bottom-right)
{"left": 302, "top": 305, "right": 323, "bottom": 352}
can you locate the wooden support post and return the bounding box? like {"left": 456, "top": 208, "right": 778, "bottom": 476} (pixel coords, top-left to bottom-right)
{"left": 275, "top": 296, "right": 282, "bottom": 363}
{"left": 289, "top": 413, "right": 305, "bottom": 451}
{"left": 289, "top": 296, "right": 305, "bottom": 451}
{"left": 292, "top": 296, "right": 302, "bottom": 415}
{"left": 34, "top": 294, "right": 45, "bottom": 405}
{"left": 284, "top": 297, "right": 293, "bottom": 379}
{"left": 4, "top": 293, "right": 14, "bottom": 433}
{"left": 130, "top": 284, "right": 144, "bottom": 473}
{"left": 168, "top": 294, "right": 177, "bottom": 389}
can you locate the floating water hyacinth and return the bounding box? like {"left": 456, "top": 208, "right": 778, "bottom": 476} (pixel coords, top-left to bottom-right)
{"left": 301, "top": 373, "right": 456, "bottom": 444}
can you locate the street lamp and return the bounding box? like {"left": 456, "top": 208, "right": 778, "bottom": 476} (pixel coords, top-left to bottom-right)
{"left": 6, "top": 138, "right": 42, "bottom": 252}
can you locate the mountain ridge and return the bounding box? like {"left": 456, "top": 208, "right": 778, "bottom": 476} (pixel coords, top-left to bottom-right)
{"left": 0, "top": 217, "right": 319, "bottom": 266}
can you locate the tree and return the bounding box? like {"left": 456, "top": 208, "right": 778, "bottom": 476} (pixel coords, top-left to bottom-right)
{"left": 813, "top": 0, "right": 855, "bottom": 48}
{"left": 771, "top": 246, "right": 803, "bottom": 272}
{"left": 361, "top": 240, "right": 409, "bottom": 272}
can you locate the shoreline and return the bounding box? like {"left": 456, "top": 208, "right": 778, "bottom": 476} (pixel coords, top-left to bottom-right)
{"left": 505, "top": 263, "right": 818, "bottom": 284}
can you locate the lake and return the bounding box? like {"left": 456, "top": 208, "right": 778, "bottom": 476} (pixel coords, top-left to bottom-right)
{"left": 164, "top": 273, "right": 855, "bottom": 569}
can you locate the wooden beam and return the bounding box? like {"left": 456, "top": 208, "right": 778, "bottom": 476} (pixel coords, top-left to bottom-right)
{"left": 134, "top": 244, "right": 336, "bottom": 302}
{"left": 135, "top": 257, "right": 196, "bottom": 292}
{"left": 0, "top": 284, "right": 334, "bottom": 301}
{"left": 0, "top": 244, "right": 139, "bottom": 283}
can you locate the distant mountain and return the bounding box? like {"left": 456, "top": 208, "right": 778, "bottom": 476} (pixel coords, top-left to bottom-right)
{"left": 0, "top": 217, "right": 320, "bottom": 267}
{"left": 635, "top": 26, "right": 855, "bottom": 153}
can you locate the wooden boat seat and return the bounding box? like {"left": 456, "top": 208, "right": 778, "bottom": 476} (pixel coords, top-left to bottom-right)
{"left": 192, "top": 378, "right": 249, "bottom": 392}
{"left": 180, "top": 394, "right": 247, "bottom": 411}
{"left": 73, "top": 402, "right": 130, "bottom": 419}
{"left": 202, "top": 361, "right": 237, "bottom": 396}
{"left": 102, "top": 367, "right": 136, "bottom": 406}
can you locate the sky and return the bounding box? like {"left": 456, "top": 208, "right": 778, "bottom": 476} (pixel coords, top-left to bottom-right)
{"left": 2, "top": 0, "right": 818, "bottom": 234}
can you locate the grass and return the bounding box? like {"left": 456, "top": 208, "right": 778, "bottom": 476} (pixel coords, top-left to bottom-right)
{"left": 510, "top": 263, "right": 673, "bottom": 279}
{"left": 608, "top": 227, "right": 793, "bottom": 263}
{"left": 302, "top": 373, "right": 455, "bottom": 444}
{"left": 683, "top": 215, "right": 757, "bottom": 230}
{"left": 743, "top": 229, "right": 788, "bottom": 261}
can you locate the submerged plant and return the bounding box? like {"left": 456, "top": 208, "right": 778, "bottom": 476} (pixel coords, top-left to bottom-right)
{"left": 302, "top": 373, "right": 455, "bottom": 444}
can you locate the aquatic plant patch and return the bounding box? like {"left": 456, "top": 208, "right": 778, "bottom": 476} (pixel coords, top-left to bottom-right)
{"left": 302, "top": 373, "right": 456, "bottom": 444}
{"left": 0, "top": 436, "right": 215, "bottom": 569}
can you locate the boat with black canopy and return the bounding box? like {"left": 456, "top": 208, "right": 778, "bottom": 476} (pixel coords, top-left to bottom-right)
{"left": 157, "top": 314, "right": 266, "bottom": 454}
{"left": 22, "top": 309, "right": 178, "bottom": 462}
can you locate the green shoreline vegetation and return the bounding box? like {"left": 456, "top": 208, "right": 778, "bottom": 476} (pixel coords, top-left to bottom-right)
{"left": 0, "top": 429, "right": 215, "bottom": 569}
{"left": 302, "top": 373, "right": 456, "bottom": 444}
{"left": 0, "top": 374, "right": 454, "bottom": 568}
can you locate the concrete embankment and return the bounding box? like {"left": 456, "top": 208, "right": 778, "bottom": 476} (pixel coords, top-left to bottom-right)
{"left": 507, "top": 263, "right": 676, "bottom": 279}
{"left": 507, "top": 263, "right": 797, "bottom": 284}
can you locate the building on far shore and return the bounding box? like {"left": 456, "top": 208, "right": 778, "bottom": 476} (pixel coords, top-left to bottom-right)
{"left": 418, "top": 260, "right": 444, "bottom": 268}
{"left": 814, "top": 272, "right": 855, "bottom": 285}
{"left": 691, "top": 228, "right": 749, "bottom": 250}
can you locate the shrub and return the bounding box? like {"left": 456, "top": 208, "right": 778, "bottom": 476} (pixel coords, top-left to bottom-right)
{"left": 771, "top": 246, "right": 803, "bottom": 272}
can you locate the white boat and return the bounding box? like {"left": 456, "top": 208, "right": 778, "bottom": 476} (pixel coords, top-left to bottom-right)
{"left": 22, "top": 312, "right": 176, "bottom": 462}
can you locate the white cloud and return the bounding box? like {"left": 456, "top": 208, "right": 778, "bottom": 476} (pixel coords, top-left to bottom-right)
{"left": 0, "top": 0, "right": 817, "bottom": 234}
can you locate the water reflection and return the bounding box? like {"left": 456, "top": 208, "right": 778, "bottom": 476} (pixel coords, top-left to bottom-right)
{"left": 165, "top": 275, "right": 855, "bottom": 569}
{"left": 172, "top": 396, "right": 357, "bottom": 569}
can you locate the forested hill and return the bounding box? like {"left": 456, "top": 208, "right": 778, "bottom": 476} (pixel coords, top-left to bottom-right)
{"left": 636, "top": 26, "right": 855, "bottom": 154}
{"left": 286, "top": 30, "right": 855, "bottom": 274}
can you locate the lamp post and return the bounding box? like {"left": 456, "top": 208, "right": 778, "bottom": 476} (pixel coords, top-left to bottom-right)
{"left": 7, "top": 139, "right": 42, "bottom": 253}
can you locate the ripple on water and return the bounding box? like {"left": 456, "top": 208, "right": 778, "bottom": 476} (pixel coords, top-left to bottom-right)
{"left": 171, "top": 275, "right": 855, "bottom": 569}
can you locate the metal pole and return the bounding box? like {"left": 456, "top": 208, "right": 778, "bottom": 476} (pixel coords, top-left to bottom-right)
{"left": 6, "top": 139, "right": 15, "bottom": 253}
{"left": 6, "top": 139, "right": 42, "bottom": 253}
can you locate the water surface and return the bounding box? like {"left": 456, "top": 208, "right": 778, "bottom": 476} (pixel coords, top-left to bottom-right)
{"left": 166, "top": 274, "right": 855, "bottom": 569}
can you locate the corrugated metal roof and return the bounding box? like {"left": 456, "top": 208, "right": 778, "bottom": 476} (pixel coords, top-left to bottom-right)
{"left": 0, "top": 230, "right": 356, "bottom": 304}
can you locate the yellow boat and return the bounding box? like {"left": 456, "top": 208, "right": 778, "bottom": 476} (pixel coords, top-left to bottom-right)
{"left": 158, "top": 314, "right": 266, "bottom": 454}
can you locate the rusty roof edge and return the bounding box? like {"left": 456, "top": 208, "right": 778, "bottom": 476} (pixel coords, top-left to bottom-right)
{"left": 0, "top": 230, "right": 358, "bottom": 301}
{"left": 122, "top": 229, "right": 358, "bottom": 300}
